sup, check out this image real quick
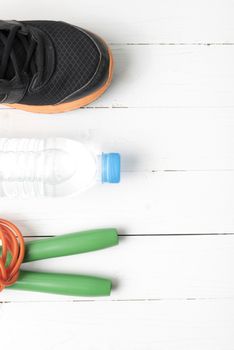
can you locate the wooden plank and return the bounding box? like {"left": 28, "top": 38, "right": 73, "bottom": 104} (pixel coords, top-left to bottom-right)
{"left": 1, "top": 299, "right": 234, "bottom": 349}
{"left": 1, "top": 0, "right": 234, "bottom": 43}
{"left": 1, "top": 107, "right": 234, "bottom": 171}
{"left": 1, "top": 235, "right": 234, "bottom": 302}
{"left": 97, "top": 45, "right": 234, "bottom": 108}
{"left": 1, "top": 45, "right": 234, "bottom": 108}
{"left": 0, "top": 171, "right": 234, "bottom": 235}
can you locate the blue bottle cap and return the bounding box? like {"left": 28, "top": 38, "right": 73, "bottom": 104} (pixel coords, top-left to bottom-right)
{"left": 102, "top": 153, "right": 121, "bottom": 183}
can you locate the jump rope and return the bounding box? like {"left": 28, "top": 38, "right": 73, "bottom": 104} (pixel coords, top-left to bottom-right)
{"left": 0, "top": 219, "right": 118, "bottom": 296}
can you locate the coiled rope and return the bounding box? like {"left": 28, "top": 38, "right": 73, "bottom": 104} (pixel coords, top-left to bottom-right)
{"left": 0, "top": 219, "right": 25, "bottom": 291}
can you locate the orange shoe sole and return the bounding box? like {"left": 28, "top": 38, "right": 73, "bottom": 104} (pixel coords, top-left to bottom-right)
{"left": 5, "top": 47, "right": 113, "bottom": 114}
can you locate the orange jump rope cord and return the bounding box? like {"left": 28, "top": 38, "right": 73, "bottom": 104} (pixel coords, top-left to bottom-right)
{"left": 0, "top": 219, "right": 25, "bottom": 291}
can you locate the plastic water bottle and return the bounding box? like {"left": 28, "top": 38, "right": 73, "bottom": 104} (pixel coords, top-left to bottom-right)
{"left": 0, "top": 138, "right": 121, "bottom": 198}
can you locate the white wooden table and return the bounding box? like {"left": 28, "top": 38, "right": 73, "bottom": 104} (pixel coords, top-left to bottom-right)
{"left": 0, "top": 1, "right": 234, "bottom": 349}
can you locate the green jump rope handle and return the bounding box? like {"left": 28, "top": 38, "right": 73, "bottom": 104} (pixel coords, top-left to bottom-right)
{"left": 23, "top": 228, "right": 119, "bottom": 262}
{"left": 6, "top": 228, "right": 118, "bottom": 296}
{"left": 8, "top": 271, "right": 111, "bottom": 297}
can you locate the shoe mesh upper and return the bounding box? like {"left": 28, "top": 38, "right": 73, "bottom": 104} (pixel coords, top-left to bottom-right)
{"left": 0, "top": 34, "right": 27, "bottom": 80}
{"left": 20, "top": 21, "right": 100, "bottom": 105}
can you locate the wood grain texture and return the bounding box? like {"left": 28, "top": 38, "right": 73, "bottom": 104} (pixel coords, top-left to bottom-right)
{"left": 1, "top": 300, "right": 234, "bottom": 350}
{"left": 1, "top": 235, "right": 234, "bottom": 302}
{"left": 2, "top": 45, "right": 234, "bottom": 108}
{"left": 0, "top": 0, "right": 234, "bottom": 43}
{"left": 94, "top": 45, "right": 234, "bottom": 108}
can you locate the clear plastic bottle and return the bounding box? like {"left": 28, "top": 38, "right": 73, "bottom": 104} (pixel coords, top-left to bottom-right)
{"left": 0, "top": 138, "right": 121, "bottom": 198}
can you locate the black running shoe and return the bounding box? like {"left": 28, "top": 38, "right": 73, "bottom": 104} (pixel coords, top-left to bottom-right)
{"left": 0, "top": 20, "right": 113, "bottom": 113}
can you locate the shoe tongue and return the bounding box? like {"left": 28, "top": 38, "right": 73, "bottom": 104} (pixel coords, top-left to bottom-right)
{"left": 0, "top": 31, "right": 27, "bottom": 80}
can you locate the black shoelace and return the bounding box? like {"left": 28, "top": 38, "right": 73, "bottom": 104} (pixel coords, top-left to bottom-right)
{"left": 0, "top": 25, "right": 44, "bottom": 84}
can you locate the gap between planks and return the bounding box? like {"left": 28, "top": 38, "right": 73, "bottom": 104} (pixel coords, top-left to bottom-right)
{"left": 2, "top": 296, "right": 234, "bottom": 304}
{"left": 21, "top": 233, "right": 234, "bottom": 238}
